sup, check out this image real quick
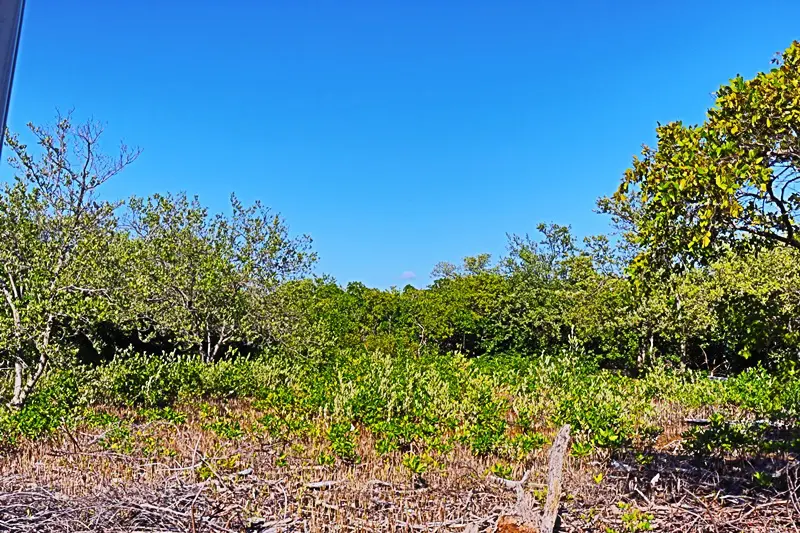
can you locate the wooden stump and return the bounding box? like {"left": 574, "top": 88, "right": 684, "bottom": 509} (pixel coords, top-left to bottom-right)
{"left": 495, "top": 424, "right": 571, "bottom": 533}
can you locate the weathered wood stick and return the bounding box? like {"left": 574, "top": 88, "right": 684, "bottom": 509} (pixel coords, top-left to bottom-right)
{"left": 538, "top": 424, "right": 571, "bottom": 533}
{"left": 494, "top": 423, "right": 572, "bottom": 533}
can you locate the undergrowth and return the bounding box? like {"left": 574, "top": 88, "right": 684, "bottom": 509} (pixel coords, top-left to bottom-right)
{"left": 1, "top": 346, "right": 799, "bottom": 462}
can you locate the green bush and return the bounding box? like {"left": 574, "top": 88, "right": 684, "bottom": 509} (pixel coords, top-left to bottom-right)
{"left": 0, "top": 369, "right": 86, "bottom": 446}
{"left": 86, "top": 350, "right": 180, "bottom": 407}
{"left": 329, "top": 422, "right": 359, "bottom": 463}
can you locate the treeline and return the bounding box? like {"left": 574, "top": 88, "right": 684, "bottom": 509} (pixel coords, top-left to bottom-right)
{"left": 2, "top": 41, "right": 800, "bottom": 408}
{"left": 271, "top": 229, "right": 800, "bottom": 372}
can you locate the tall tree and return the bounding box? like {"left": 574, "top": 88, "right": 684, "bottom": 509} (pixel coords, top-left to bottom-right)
{"left": 124, "top": 192, "right": 316, "bottom": 362}
{"left": 0, "top": 115, "right": 139, "bottom": 406}
{"left": 611, "top": 41, "right": 800, "bottom": 272}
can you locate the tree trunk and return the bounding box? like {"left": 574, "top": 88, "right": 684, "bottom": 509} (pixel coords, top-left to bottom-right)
{"left": 10, "top": 351, "right": 47, "bottom": 408}
{"left": 10, "top": 320, "right": 54, "bottom": 408}
{"left": 205, "top": 327, "right": 213, "bottom": 363}
{"left": 538, "top": 424, "right": 571, "bottom": 532}
{"left": 11, "top": 357, "right": 23, "bottom": 407}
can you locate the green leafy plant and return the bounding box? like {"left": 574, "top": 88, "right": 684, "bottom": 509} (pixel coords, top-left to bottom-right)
{"left": 683, "top": 413, "right": 768, "bottom": 458}
{"left": 139, "top": 406, "right": 186, "bottom": 424}
{"left": 402, "top": 452, "right": 434, "bottom": 476}
{"left": 329, "top": 422, "right": 359, "bottom": 463}
{"left": 202, "top": 419, "right": 244, "bottom": 440}
{"left": 752, "top": 470, "right": 773, "bottom": 488}
{"left": 617, "top": 502, "right": 654, "bottom": 532}
{"left": 571, "top": 439, "right": 595, "bottom": 458}
{"left": 316, "top": 451, "right": 336, "bottom": 466}
{"left": 97, "top": 424, "right": 134, "bottom": 454}
{"left": 489, "top": 462, "right": 513, "bottom": 479}
{"left": 0, "top": 116, "right": 139, "bottom": 408}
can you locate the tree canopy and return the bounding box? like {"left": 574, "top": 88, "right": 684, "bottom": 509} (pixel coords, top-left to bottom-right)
{"left": 611, "top": 41, "right": 800, "bottom": 272}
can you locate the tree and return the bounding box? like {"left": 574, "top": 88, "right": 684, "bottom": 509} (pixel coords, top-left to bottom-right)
{"left": 124, "top": 192, "right": 316, "bottom": 362}
{"left": 501, "top": 225, "right": 578, "bottom": 352}
{"left": 612, "top": 41, "right": 800, "bottom": 272}
{"left": 426, "top": 257, "right": 509, "bottom": 356}
{"left": 0, "top": 115, "right": 139, "bottom": 407}
{"left": 706, "top": 247, "right": 800, "bottom": 368}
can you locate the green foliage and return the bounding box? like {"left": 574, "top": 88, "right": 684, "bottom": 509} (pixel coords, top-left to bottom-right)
{"left": 5, "top": 44, "right": 800, "bottom": 475}
{"left": 717, "top": 364, "right": 800, "bottom": 418}
{"left": 1, "top": 341, "right": 799, "bottom": 477}
{"left": 402, "top": 452, "right": 431, "bottom": 476}
{"left": 97, "top": 423, "right": 134, "bottom": 454}
{"left": 87, "top": 350, "right": 181, "bottom": 407}
{"left": 752, "top": 470, "right": 773, "bottom": 488}
{"left": 506, "top": 432, "right": 548, "bottom": 459}
{"left": 0, "top": 369, "right": 85, "bottom": 446}
{"left": 197, "top": 453, "right": 241, "bottom": 480}
{"left": 203, "top": 418, "right": 244, "bottom": 440}
{"left": 138, "top": 406, "right": 186, "bottom": 425}
{"left": 328, "top": 422, "right": 359, "bottom": 463}
{"left": 82, "top": 350, "right": 303, "bottom": 408}
{"left": 124, "top": 192, "right": 315, "bottom": 362}
{"left": 617, "top": 502, "right": 654, "bottom": 532}
{"left": 0, "top": 113, "right": 315, "bottom": 406}
{"left": 0, "top": 115, "right": 139, "bottom": 407}
{"left": 316, "top": 451, "right": 336, "bottom": 466}
{"left": 570, "top": 439, "right": 595, "bottom": 459}
{"left": 682, "top": 413, "right": 776, "bottom": 458}
{"left": 609, "top": 41, "right": 800, "bottom": 272}
{"left": 489, "top": 462, "right": 513, "bottom": 479}
{"left": 460, "top": 382, "right": 508, "bottom": 456}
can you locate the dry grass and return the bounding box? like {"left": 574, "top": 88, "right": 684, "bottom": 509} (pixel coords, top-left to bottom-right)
{"left": 1, "top": 401, "right": 798, "bottom": 532}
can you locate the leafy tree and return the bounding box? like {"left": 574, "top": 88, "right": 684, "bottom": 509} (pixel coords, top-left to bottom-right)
{"left": 426, "top": 259, "right": 508, "bottom": 356}
{"left": 262, "top": 277, "right": 349, "bottom": 358}
{"left": 0, "top": 115, "right": 139, "bottom": 407}
{"left": 612, "top": 41, "right": 800, "bottom": 272}
{"left": 707, "top": 247, "right": 800, "bottom": 368}
{"left": 124, "top": 192, "right": 316, "bottom": 362}
{"left": 500, "top": 224, "right": 580, "bottom": 353}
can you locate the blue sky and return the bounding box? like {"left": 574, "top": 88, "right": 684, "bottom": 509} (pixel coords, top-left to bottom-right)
{"left": 5, "top": 1, "right": 800, "bottom": 288}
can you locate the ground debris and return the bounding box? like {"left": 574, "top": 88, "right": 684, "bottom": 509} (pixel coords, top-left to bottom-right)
{"left": 2, "top": 414, "right": 799, "bottom": 532}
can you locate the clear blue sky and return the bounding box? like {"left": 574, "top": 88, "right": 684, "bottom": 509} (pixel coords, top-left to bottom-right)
{"left": 5, "top": 1, "right": 800, "bottom": 288}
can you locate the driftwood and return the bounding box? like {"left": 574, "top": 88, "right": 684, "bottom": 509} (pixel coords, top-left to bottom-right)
{"left": 495, "top": 424, "right": 571, "bottom": 533}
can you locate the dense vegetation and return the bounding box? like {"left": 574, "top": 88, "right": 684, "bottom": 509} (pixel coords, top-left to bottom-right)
{"left": 2, "top": 42, "right": 800, "bottom": 481}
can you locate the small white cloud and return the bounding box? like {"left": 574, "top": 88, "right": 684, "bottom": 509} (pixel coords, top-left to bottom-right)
{"left": 400, "top": 270, "right": 416, "bottom": 280}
